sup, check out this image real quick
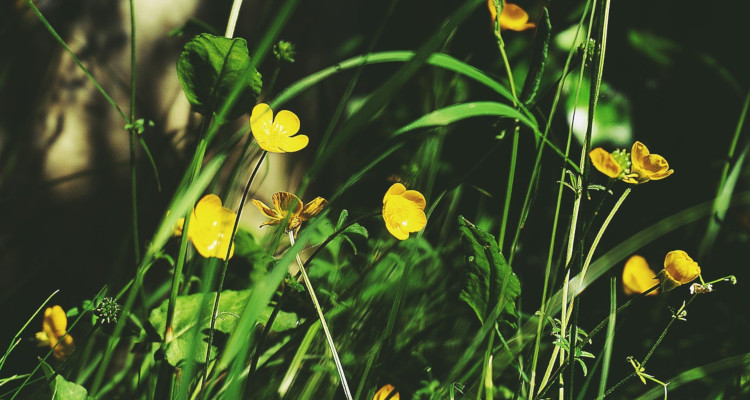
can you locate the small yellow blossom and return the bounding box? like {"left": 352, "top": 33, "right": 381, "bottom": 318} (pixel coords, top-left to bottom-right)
{"left": 623, "top": 141, "right": 674, "bottom": 184}
{"left": 174, "top": 194, "right": 236, "bottom": 260}
{"left": 589, "top": 141, "right": 673, "bottom": 184}
{"left": 252, "top": 192, "right": 327, "bottom": 236}
{"left": 622, "top": 255, "right": 659, "bottom": 296}
{"left": 373, "top": 384, "right": 400, "bottom": 400}
{"left": 35, "top": 305, "right": 74, "bottom": 360}
{"left": 250, "top": 103, "right": 309, "bottom": 153}
{"left": 382, "top": 183, "right": 427, "bottom": 240}
{"left": 656, "top": 250, "right": 701, "bottom": 292}
{"left": 487, "top": 0, "right": 536, "bottom": 32}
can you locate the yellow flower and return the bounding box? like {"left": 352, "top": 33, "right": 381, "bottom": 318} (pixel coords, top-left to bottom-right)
{"left": 589, "top": 141, "right": 673, "bottom": 184}
{"left": 373, "top": 384, "right": 400, "bottom": 400}
{"left": 656, "top": 250, "right": 701, "bottom": 292}
{"left": 623, "top": 141, "right": 674, "bottom": 184}
{"left": 35, "top": 305, "right": 75, "bottom": 360}
{"left": 487, "top": 0, "right": 536, "bottom": 32}
{"left": 622, "top": 255, "right": 659, "bottom": 296}
{"left": 382, "top": 183, "right": 427, "bottom": 240}
{"left": 252, "top": 192, "right": 327, "bottom": 235}
{"left": 250, "top": 103, "right": 309, "bottom": 153}
{"left": 174, "top": 194, "right": 236, "bottom": 260}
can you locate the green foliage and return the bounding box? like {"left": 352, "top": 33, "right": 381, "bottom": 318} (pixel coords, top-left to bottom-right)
{"left": 51, "top": 375, "right": 89, "bottom": 400}
{"left": 148, "top": 290, "right": 298, "bottom": 366}
{"left": 457, "top": 216, "right": 521, "bottom": 325}
{"left": 176, "top": 33, "right": 262, "bottom": 120}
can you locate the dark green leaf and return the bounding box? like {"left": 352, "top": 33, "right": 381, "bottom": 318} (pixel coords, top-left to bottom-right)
{"left": 457, "top": 216, "right": 521, "bottom": 325}
{"left": 521, "top": 7, "right": 551, "bottom": 106}
{"left": 177, "top": 33, "right": 262, "bottom": 120}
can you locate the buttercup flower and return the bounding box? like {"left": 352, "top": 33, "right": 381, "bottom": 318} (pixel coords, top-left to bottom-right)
{"left": 589, "top": 141, "right": 673, "bottom": 184}
{"left": 622, "top": 255, "right": 659, "bottom": 296}
{"left": 382, "top": 183, "right": 427, "bottom": 240}
{"left": 373, "top": 384, "right": 400, "bottom": 400}
{"left": 250, "top": 103, "right": 309, "bottom": 153}
{"left": 623, "top": 141, "right": 674, "bottom": 184}
{"left": 174, "top": 194, "right": 236, "bottom": 260}
{"left": 35, "top": 305, "right": 74, "bottom": 360}
{"left": 252, "top": 192, "right": 327, "bottom": 236}
{"left": 487, "top": 0, "right": 536, "bottom": 32}
{"left": 656, "top": 250, "right": 701, "bottom": 292}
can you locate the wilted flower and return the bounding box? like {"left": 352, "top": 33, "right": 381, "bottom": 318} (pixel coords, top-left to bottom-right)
{"left": 252, "top": 192, "right": 327, "bottom": 236}
{"left": 174, "top": 194, "right": 236, "bottom": 260}
{"left": 622, "top": 255, "right": 659, "bottom": 296}
{"left": 373, "top": 384, "right": 400, "bottom": 400}
{"left": 589, "top": 141, "right": 673, "bottom": 184}
{"left": 656, "top": 250, "right": 701, "bottom": 292}
{"left": 382, "top": 183, "right": 427, "bottom": 240}
{"left": 487, "top": 0, "right": 536, "bottom": 32}
{"left": 250, "top": 103, "right": 309, "bottom": 153}
{"left": 35, "top": 305, "right": 75, "bottom": 360}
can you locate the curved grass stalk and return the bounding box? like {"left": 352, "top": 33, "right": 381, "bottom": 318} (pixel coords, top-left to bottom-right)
{"left": 287, "top": 231, "right": 353, "bottom": 400}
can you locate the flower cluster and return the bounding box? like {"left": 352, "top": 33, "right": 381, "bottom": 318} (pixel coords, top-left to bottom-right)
{"left": 35, "top": 305, "right": 75, "bottom": 361}
{"left": 589, "top": 141, "right": 673, "bottom": 184}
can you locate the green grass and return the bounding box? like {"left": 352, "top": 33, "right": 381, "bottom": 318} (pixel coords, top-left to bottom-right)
{"left": 1, "top": 0, "right": 749, "bottom": 399}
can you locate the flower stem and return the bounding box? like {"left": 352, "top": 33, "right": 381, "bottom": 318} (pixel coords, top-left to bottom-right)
{"left": 224, "top": 0, "right": 243, "bottom": 38}
{"left": 288, "top": 230, "right": 353, "bottom": 400}
{"left": 200, "top": 151, "right": 267, "bottom": 396}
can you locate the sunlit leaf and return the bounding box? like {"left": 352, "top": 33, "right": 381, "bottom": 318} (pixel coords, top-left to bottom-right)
{"left": 177, "top": 33, "right": 262, "bottom": 120}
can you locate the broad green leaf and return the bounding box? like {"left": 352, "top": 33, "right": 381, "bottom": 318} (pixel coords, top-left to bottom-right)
{"left": 148, "top": 290, "right": 298, "bottom": 366}
{"left": 520, "top": 7, "right": 551, "bottom": 106}
{"left": 177, "top": 33, "right": 262, "bottom": 120}
{"left": 52, "top": 375, "right": 89, "bottom": 400}
{"left": 457, "top": 216, "right": 521, "bottom": 325}
{"left": 233, "top": 229, "right": 275, "bottom": 268}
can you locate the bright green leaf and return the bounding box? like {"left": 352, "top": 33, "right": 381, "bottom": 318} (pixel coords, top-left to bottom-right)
{"left": 177, "top": 33, "right": 262, "bottom": 120}
{"left": 457, "top": 216, "right": 521, "bottom": 325}
{"left": 52, "top": 375, "right": 89, "bottom": 400}
{"left": 148, "top": 290, "right": 297, "bottom": 366}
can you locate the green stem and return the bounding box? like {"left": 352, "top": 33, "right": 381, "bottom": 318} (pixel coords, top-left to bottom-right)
{"left": 128, "top": 0, "right": 140, "bottom": 264}
{"left": 288, "top": 231, "right": 353, "bottom": 400}
{"left": 200, "top": 151, "right": 267, "bottom": 394}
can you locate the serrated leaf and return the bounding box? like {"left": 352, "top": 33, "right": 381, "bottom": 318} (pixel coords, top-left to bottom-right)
{"left": 52, "top": 375, "right": 89, "bottom": 400}
{"left": 177, "top": 33, "right": 262, "bottom": 120}
{"left": 457, "top": 216, "right": 521, "bottom": 325}
{"left": 148, "top": 290, "right": 297, "bottom": 366}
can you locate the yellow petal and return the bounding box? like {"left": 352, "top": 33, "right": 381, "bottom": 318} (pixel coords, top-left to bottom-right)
{"left": 664, "top": 250, "right": 701, "bottom": 284}
{"left": 589, "top": 148, "right": 622, "bottom": 179}
{"left": 373, "top": 384, "right": 400, "bottom": 400}
{"left": 402, "top": 189, "right": 427, "bottom": 210}
{"left": 191, "top": 225, "right": 235, "bottom": 260}
{"left": 383, "top": 183, "right": 407, "bottom": 204}
{"left": 251, "top": 103, "right": 282, "bottom": 153}
{"left": 252, "top": 199, "right": 282, "bottom": 221}
{"left": 301, "top": 197, "right": 328, "bottom": 220}
{"left": 43, "top": 305, "right": 68, "bottom": 339}
{"left": 187, "top": 194, "right": 237, "bottom": 260}
{"left": 500, "top": 3, "right": 535, "bottom": 31}
{"left": 193, "top": 194, "right": 224, "bottom": 222}
{"left": 277, "top": 134, "right": 309, "bottom": 153}
{"left": 274, "top": 110, "right": 301, "bottom": 137}
{"left": 53, "top": 334, "right": 75, "bottom": 361}
{"left": 273, "top": 192, "right": 304, "bottom": 215}
{"left": 622, "top": 255, "right": 659, "bottom": 296}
